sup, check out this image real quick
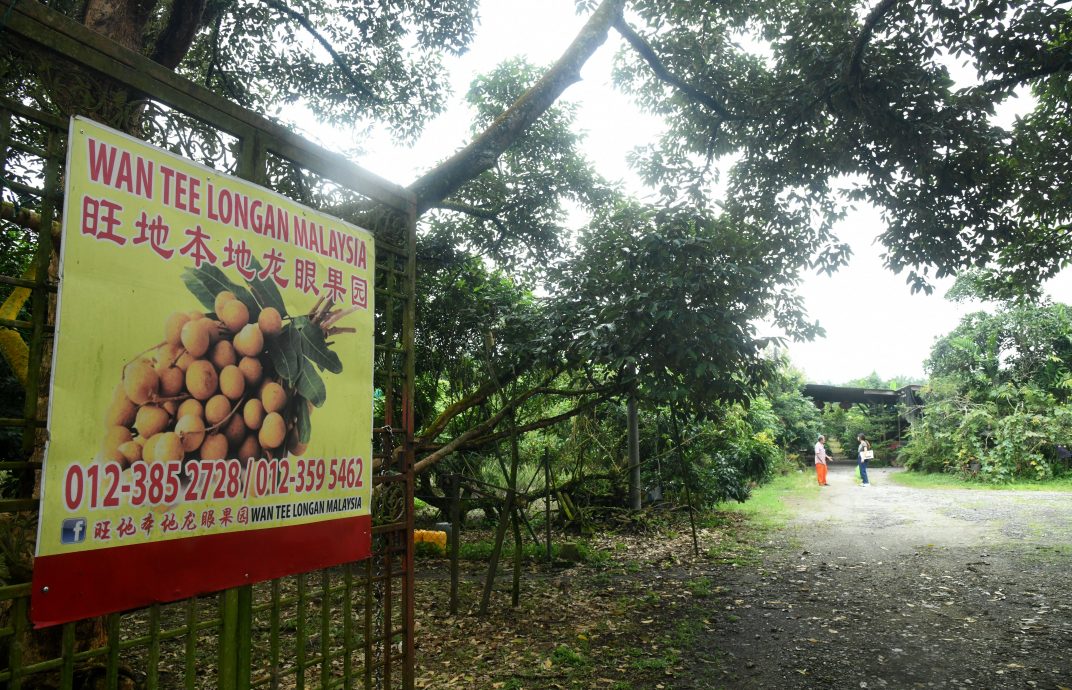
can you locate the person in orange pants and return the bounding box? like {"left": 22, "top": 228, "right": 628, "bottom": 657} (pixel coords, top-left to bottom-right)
{"left": 814, "top": 435, "right": 830, "bottom": 486}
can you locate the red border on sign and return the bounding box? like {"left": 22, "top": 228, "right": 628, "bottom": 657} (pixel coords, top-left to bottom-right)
{"left": 30, "top": 515, "right": 371, "bottom": 628}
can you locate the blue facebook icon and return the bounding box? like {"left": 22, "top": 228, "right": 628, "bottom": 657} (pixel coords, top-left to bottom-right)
{"left": 61, "top": 517, "right": 87, "bottom": 544}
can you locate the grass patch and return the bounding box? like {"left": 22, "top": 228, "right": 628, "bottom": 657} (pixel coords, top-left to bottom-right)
{"left": 414, "top": 541, "right": 444, "bottom": 558}
{"left": 686, "top": 577, "right": 712, "bottom": 598}
{"left": 628, "top": 650, "right": 679, "bottom": 671}
{"left": 722, "top": 470, "right": 817, "bottom": 529}
{"left": 576, "top": 541, "right": 614, "bottom": 567}
{"left": 705, "top": 538, "right": 762, "bottom": 567}
{"left": 551, "top": 644, "right": 588, "bottom": 667}
{"left": 890, "top": 470, "right": 1072, "bottom": 492}
{"left": 672, "top": 619, "right": 702, "bottom": 647}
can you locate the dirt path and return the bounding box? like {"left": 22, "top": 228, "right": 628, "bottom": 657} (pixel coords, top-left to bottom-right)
{"left": 683, "top": 466, "right": 1072, "bottom": 689}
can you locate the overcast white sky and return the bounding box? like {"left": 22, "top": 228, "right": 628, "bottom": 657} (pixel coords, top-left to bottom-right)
{"left": 296, "top": 0, "right": 1072, "bottom": 385}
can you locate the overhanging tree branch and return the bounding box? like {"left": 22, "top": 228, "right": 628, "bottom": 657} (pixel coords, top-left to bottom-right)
{"left": 531, "top": 384, "right": 619, "bottom": 397}
{"left": 407, "top": 0, "right": 627, "bottom": 214}
{"left": 614, "top": 16, "right": 742, "bottom": 122}
{"left": 413, "top": 385, "right": 609, "bottom": 474}
{"left": 972, "top": 62, "right": 1072, "bottom": 95}
{"left": 150, "top": 0, "right": 209, "bottom": 69}
{"left": 413, "top": 379, "right": 543, "bottom": 474}
{"left": 846, "top": 0, "right": 898, "bottom": 88}
{"left": 434, "top": 200, "right": 510, "bottom": 237}
{"left": 415, "top": 362, "right": 537, "bottom": 445}
{"left": 463, "top": 397, "right": 606, "bottom": 449}
{"left": 414, "top": 362, "right": 599, "bottom": 473}
{"left": 417, "top": 384, "right": 619, "bottom": 455}
{"left": 260, "top": 0, "right": 379, "bottom": 103}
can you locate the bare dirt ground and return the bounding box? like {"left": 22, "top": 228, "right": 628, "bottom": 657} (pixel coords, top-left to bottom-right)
{"left": 682, "top": 465, "right": 1072, "bottom": 689}
{"left": 412, "top": 465, "right": 1072, "bottom": 689}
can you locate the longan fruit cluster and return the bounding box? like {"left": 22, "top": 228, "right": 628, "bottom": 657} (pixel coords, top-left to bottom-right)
{"left": 99, "top": 291, "right": 306, "bottom": 473}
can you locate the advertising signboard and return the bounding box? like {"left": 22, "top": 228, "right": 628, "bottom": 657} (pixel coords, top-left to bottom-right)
{"left": 31, "top": 117, "right": 375, "bottom": 627}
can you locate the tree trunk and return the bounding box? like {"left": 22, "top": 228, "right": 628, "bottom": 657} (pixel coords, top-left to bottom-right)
{"left": 628, "top": 393, "right": 641, "bottom": 510}
{"left": 670, "top": 405, "right": 700, "bottom": 557}
{"left": 83, "top": 0, "right": 153, "bottom": 52}
{"left": 511, "top": 508, "right": 522, "bottom": 607}
{"left": 478, "top": 487, "right": 515, "bottom": 616}
{"left": 449, "top": 475, "right": 461, "bottom": 615}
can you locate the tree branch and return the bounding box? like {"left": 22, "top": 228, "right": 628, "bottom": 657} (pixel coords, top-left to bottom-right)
{"left": 83, "top": 0, "right": 155, "bottom": 51}
{"left": 414, "top": 382, "right": 539, "bottom": 474}
{"left": 150, "top": 0, "right": 209, "bottom": 69}
{"left": 260, "top": 0, "right": 379, "bottom": 103}
{"left": 407, "top": 0, "right": 627, "bottom": 214}
{"left": 846, "top": 0, "right": 898, "bottom": 88}
{"left": 415, "top": 358, "right": 555, "bottom": 448}
{"left": 434, "top": 200, "right": 510, "bottom": 237}
{"left": 414, "top": 422, "right": 492, "bottom": 475}
{"left": 413, "top": 386, "right": 607, "bottom": 474}
{"left": 435, "top": 200, "right": 500, "bottom": 219}
{"left": 417, "top": 375, "right": 514, "bottom": 445}
{"left": 464, "top": 397, "right": 605, "bottom": 449}
{"left": 614, "top": 16, "right": 740, "bottom": 121}
{"left": 972, "top": 62, "right": 1072, "bottom": 95}
{"left": 531, "top": 384, "right": 620, "bottom": 397}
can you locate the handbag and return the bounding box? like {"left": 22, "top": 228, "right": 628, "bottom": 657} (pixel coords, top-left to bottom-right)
{"left": 861, "top": 449, "right": 874, "bottom": 461}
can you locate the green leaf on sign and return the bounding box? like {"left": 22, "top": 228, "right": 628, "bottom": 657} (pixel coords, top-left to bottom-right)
{"left": 295, "top": 394, "right": 312, "bottom": 444}
{"left": 181, "top": 269, "right": 217, "bottom": 311}
{"left": 298, "top": 358, "right": 327, "bottom": 407}
{"left": 182, "top": 265, "right": 256, "bottom": 315}
{"left": 245, "top": 257, "right": 287, "bottom": 315}
{"left": 268, "top": 325, "right": 302, "bottom": 385}
{"left": 293, "top": 316, "right": 343, "bottom": 374}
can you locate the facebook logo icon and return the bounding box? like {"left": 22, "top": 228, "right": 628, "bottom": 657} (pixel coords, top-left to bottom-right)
{"left": 61, "top": 518, "right": 87, "bottom": 544}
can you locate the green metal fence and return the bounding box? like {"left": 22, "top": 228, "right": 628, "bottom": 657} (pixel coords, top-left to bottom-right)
{"left": 0, "top": 2, "right": 416, "bottom": 688}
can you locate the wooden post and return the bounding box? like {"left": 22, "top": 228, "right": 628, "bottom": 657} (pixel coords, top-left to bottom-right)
{"left": 449, "top": 475, "right": 461, "bottom": 615}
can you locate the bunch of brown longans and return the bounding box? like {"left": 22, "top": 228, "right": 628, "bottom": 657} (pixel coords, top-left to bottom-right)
{"left": 100, "top": 290, "right": 306, "bottom": 472}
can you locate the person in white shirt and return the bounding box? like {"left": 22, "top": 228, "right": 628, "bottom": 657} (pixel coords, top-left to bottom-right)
{"left": 857, "top": 433, "right": 872, "bottom": 487}
{"left": 814, "top": 435, "right": 830, "bottom": 486}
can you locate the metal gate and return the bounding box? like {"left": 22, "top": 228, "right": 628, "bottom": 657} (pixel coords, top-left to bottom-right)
{"left": 0, "top": 2, "right": 415, "bottom": 688}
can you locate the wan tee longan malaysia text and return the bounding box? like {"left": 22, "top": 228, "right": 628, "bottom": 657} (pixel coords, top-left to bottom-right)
{"left": 81, "top": 137, "right": 369, "bottom": 289}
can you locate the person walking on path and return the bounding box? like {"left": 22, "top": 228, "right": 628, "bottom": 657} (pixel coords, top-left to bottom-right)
{"left": 857, "top": 433, "right": 872, "bottom": 487}
{"left": 814, "top": 435, "right": 831, "bottom": 486}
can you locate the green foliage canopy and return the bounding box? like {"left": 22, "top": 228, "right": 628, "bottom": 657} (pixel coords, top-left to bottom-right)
{"left": 548, "top": 202, "right": 821, "bottom": 410}
{"left": 615, "top": 0, "right": 1072, "bottom": 293}
{"left": 903, "top": 301, "right": 1072, "bottom": 480}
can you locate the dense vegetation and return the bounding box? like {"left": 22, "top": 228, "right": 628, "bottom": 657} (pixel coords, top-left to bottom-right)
{"left": 902, "top": 292, "right": 1072, "bottom": 482}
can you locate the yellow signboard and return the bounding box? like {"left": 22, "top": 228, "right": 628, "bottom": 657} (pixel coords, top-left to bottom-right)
{"left": 32, "top": 117, "right": 375, "bottom": 627}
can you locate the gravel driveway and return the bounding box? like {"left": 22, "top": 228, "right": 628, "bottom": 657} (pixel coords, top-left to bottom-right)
{"left": 684, "top": 466, "right": 1072, "bottom": 689}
